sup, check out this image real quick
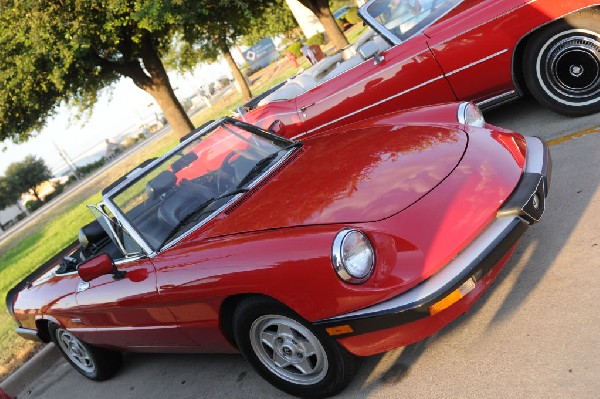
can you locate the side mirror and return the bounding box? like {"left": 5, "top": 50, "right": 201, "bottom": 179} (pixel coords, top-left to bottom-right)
{"left": 78, "top": 253, "right": 126, "bottom": 282}
{"left": 359, "top": 41, "right": 385, "bottom": 65}
{"left": 267, "top": 120, "right": 286, "bottom": 136}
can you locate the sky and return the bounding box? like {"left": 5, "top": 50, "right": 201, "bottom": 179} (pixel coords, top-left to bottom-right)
{"left": 0, "top": 62, "right": 230, "bottom": 177}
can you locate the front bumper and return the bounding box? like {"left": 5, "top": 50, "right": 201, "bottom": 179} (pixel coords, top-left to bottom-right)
{"left": 314, "top": 136, "right": 550, "bottom": 349}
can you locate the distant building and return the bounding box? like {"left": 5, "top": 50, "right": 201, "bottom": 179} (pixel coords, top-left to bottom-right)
{"left": 105, "top": 139, "right": 122, "bottom": 159}
{"left": 0, "top": 203, "right": 26, "bottom": 232}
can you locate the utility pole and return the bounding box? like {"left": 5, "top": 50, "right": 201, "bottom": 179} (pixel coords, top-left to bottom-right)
{"left": 53, "top": 142, "right": 80, "bottom": 180}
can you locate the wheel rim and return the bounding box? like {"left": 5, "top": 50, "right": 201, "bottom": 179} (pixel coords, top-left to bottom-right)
{"left": 56, "top": 329, "right": 96, "bottom": 373}
{"left": 250, "top": 315, "right": 329, "bottom": 385}
{"left": 543, "top": 32, "right": 600, "bottom": 101}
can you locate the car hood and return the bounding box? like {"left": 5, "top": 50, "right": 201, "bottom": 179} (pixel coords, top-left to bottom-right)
{"left": 206, "top": 123, "right": 467, "bottom": 237}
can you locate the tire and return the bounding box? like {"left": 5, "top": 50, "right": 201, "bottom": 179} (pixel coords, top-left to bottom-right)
{"left": 233, "top": 298, "right": 356, "bottom": 398}
{"left": 523, "top": 11, "right": 600, "bottom": 116}
{"left": 49, "top": 323, "right": 122, "bottom": 381}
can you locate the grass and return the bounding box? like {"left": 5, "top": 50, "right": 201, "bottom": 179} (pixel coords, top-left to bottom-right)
{"left": 0, "top": 24, "right": 369, "bottom": 381}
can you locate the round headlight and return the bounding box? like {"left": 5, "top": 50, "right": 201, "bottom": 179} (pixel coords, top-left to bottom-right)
{"left": 457, "top": 102, "right": 485, "bottom": 127}
{"left": 332, "top": 229, "right": 375, "bottom": 283}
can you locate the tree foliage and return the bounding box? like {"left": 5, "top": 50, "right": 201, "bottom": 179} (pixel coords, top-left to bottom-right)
{"left": 242, "top": 0, "right": 300, "bottom": 45}
{"left": 0, "top": 176, "right": 15, "bottom": 211}
{"left": 4, "top": 155, "right": 53, "bottom": 202}
{"left": 171, "top": 1, "right": 273, "bottom": 102}
{"left": 0, "top": 1, "right": 240, "bottom": 142}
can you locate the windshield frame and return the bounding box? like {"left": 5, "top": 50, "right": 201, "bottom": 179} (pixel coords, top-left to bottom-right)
{"left": 98, "top": 117, "right": 297, "bottom": 257}
{"left": 359, "top": 0, "right": 463, "bottom": 46}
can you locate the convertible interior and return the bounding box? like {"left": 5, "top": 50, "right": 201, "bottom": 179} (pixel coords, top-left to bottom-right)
{"left": 256, "top": 29, "right": 392, "bottom": 107}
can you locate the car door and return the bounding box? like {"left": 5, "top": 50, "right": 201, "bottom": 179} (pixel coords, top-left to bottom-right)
{"left": 73, "top": 256, "right": 197, "bottom": 349}
{"left": 424, "top": 0, "right": 557, "bottom": 104}
{"left": 294, "top": 33, "right": 456, "bottom": 136}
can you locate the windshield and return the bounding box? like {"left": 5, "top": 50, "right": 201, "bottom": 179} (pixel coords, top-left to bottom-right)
{"left": 107, "top": 119, "right": 293, "bottom": 251}
{"left": 365, "top": 0, "right": 460, "bottom": 42}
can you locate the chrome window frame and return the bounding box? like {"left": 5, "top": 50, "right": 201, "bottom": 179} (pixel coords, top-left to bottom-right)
{"left": 98, "top": 117, "right": 296, "bottom": 258}
{"left": 359, "top": 0, "right": 464, "bottom": 46}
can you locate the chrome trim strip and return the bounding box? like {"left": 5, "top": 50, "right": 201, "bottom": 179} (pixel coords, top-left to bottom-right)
{"left": 69, "top": 325, "right": 179, "bottom": 332}
{"left": 446, "top": 49, "right": 508, "bottom": 76}
{"left": 324, "top": 216, "right": 519, "bottom": 321}
{"left": 292, "top": 75, "right": 445, "bottom": 139}
{"left": 524, "top": 136, "right": 545, "bottom": 174}
{"left": 476, "top": 90, "right": 518, "bottom": 108}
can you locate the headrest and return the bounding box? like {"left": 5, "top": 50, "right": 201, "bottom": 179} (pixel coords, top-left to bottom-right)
{"left": 79, "top": 220, "right": 109, "bottom": 249}
{"left": 146, "top": 170, "right": 176, "bottom": 200}
{"left": 171, "top": 152, "right": 198, "bottom": 173}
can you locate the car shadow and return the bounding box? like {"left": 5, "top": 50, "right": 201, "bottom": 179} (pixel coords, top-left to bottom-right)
{"left": 341, "top": 110, "right": 600, "bottom": 396}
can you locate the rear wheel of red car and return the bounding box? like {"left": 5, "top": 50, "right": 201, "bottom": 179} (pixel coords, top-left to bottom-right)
{"left": 49, "top": 323, "right": 122, "bottom": 381}
{"left": 523, "top": 11, "right": 600, "bottom": 116}
{"left": 233, "top": 298, "right": 356, "bottom": 398}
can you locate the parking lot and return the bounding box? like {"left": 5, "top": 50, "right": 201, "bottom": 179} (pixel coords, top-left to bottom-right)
{"left": 5, "top": 97, "right": 600, "bottom": 399}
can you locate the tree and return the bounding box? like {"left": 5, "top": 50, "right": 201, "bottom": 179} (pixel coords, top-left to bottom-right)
{"left": 174, "top": 2, "right": 270, "bottom": 103}
{"left": 243, "top": 0, "right": 300, "bottom": 45}
{"left": 0, "top": 176, "right": 15, "bottom": 211}
{"left": 295, "top": 0, "right": 349, "bottom": 50}
{"left": 4, "top": 156, "right": 53, "bottom": 202}
{"left": 0, "top": 1, "right": 231, "bottom": 142}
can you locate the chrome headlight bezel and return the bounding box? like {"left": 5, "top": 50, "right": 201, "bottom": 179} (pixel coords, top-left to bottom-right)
{"left": 331, "top": 229, "right": 375, "bottom": 284}
{"left": 457, "top": 102, "right": 485, "bottom": 127}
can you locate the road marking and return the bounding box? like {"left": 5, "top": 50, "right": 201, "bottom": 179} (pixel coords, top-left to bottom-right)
{"left": 547, "top": 126, "right": 600, "bottom": 146}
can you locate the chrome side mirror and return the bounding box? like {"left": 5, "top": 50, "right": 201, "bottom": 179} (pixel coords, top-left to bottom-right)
{"left": 359, "top": 41, "right": 385, "bottom": 65}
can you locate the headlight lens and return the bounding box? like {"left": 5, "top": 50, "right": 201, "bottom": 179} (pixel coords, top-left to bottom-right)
{"left": 457, "top": 102, "right": 485, "bottom": 127}
{"left": 332, "top": 229, "right": 375, "bottom": 283}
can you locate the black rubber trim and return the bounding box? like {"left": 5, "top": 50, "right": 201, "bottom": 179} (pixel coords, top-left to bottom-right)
{"left": 314, "top": 218, "right": 528, "bottom": 337}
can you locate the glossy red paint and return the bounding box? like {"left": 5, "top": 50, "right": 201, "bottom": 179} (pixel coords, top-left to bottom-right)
{"left": 338, "top": 244, "right": 518, "bottom": 356}
{"left": 78, "top": 254, "right": 113, "bottom": 282}
{"left": 9, "top": 104, "right": 537, "bottom": 360}
{"left": 243, "top": 0, "right": 599, "bottom": 136}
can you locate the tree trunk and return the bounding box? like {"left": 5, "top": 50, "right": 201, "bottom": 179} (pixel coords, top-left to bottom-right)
{"left": 110, "top": 33, "right": 195, "bottom": 137}
{"left": 223, "top": 47, "right": 252, "bottom": 102}
{"left": 30, "top": 189, "right": 42, "bottom": 202}
{"left": 298, "top": 0, "right": 349, "bottom": 51}
{"left": 316, "top": 8, "right": 349, "bottom": 50}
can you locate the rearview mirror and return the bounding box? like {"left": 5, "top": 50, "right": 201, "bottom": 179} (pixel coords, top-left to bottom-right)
{"left": 78, "top": 253, "right": 126, "bottom": 282}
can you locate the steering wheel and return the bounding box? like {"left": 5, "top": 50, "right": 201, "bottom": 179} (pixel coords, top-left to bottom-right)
{"left": 216, "top": 151, "right": 238, "bottom": 192}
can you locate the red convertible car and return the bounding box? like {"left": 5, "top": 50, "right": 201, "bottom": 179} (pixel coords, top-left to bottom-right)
{"left": 7, "top": 102, "right": 549, "bottom": 397}
{"left": 242, "top": 0, "right": 600, "bottom": 137}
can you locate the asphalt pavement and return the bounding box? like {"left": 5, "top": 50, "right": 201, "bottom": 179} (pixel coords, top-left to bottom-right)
{"left": 2, "top": 97, "right": 600, "bottom": 399}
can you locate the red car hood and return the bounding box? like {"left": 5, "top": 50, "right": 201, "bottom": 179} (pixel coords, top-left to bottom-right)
{"left": 206, "top": 124, "right": 467, "bottom": 237}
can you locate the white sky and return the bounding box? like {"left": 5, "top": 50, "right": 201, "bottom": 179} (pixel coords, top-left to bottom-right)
{"left": 0, "top": 61, "right": 230, "bottom": 176}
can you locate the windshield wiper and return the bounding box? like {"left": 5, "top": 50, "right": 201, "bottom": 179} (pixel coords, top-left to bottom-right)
{"left": 159, "top": 188, "right": 248, "bottom": 249}
{"left": 236, "top": 142, "right": 301, "bottom": 189}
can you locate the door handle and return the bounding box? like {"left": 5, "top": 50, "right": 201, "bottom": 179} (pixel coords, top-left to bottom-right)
{"left": 299, "top": 103, "right": 316, "bottom": 116}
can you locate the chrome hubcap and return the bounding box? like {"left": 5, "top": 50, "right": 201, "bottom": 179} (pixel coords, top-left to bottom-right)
{"left": 250, "top": 315, "right": 328, "bottom": 385}
{"left": 56, "top": 329, "right": 95, "bottom": 373}
{"left": 545, "top": 34, "right": 600, "bottom": 98}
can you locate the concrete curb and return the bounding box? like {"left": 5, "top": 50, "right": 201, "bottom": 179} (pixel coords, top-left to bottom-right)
{"left": 0, "top": 344, "right": 61, "bottom": 397}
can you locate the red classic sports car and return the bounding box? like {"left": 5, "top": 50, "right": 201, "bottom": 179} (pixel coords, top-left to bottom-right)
{"left": 242, "top": 0, "right": 600, "bottom": 138}
{"left": 7, "top": 102, "right": 550, "bottom": 397}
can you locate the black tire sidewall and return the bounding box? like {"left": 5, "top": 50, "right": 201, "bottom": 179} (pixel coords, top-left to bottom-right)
{"left": 49, "top": 323, "right": 121, "bottom": 381}
{"left": 523, "top": 13, "right": 600, "bottom": 116}
{"left": 233, "top": 298, "right": 356, "bottom": 398}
